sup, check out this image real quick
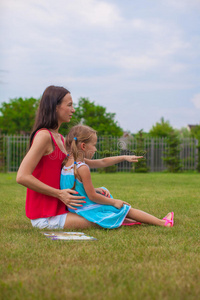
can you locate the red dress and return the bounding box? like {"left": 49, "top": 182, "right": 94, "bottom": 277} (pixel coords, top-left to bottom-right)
{"left": 25, "top": 129, "right": 68, "bottom": 219}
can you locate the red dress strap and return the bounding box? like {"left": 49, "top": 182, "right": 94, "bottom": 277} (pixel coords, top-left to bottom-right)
{"left": 47, "top": 130, "right": 57, "bottom": 146}
{"left": 60, "top": 135, "right": 65, "bottom": 144}
{"left": 46, "top": 130, "right": 65, "bottom": 151}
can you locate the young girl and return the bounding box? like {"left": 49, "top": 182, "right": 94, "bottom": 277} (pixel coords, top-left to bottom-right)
{"left": 60, "top": 125, "right": 174, "bottom": 229}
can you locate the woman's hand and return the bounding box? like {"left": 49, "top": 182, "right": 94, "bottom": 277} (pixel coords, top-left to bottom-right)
{"left": 124, "top": 155, "right": 143, "bottom": 162}
{"left": 113, "top": 199, "right": 131, "bottom": 209}
{"left": 95, "top": 187, "right": 110, "bottom": 198}
{"left": 58, "top": 189, "right": 86, "bottom": 210}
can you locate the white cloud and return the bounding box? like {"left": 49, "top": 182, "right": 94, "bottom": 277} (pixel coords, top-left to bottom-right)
{"left": 165, "top": 0, "right": 200, "bottom": 11}
{"left": 74, "top": 0, "right": 121, "bottom": 27}
{"left": 116, "top": 55, "right": 158, "bottom": 71}
{"left": 1, "top": 0, "right": 121, "bottom": 29}
{"left": 191, "top": 93, "right": 200, "bottom": 109}
{"left": 169, "top": 63, "right": 187, "bottom": 73}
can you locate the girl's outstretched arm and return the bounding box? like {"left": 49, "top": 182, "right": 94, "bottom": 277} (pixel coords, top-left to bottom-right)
{"left": 85, "top": 155, "right": 143, "bottom": 169}
{"left": 78, "top": 165, "right": 129, "bottom": 209}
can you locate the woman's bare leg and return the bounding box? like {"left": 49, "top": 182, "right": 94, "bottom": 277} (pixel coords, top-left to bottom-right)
{"left": 127, "top": 208, "right": 172, "bottom": 227}
{"left": 64, "top": 212, "right": 96, "bottom": 229}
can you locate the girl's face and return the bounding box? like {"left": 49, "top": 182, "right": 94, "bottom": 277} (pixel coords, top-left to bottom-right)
{"left": 56, "top": 93, "right": 75, "bottom": 124}
{"left": 84, "top": 134, "right": 97, "bottom": 159}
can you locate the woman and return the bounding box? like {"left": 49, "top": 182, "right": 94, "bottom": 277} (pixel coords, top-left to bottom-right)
{"left": 17, "top": 85, "right": 141, "bottom": 229}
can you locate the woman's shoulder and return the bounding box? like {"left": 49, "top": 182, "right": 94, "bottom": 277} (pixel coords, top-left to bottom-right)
{"left": 33, "top": 128, "right": 52, "bottom": 138}
{"left": 31, "top": 129, "right": 52, "bottom": 147}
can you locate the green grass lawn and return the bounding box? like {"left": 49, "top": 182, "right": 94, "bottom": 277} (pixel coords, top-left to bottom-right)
{"left": 0, "top": 172, "right": 200, "bottom": 300}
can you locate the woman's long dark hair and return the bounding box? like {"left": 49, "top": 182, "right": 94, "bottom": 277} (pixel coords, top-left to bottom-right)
{"left": 29, "top": 85, "right": 70, "bottom": 147}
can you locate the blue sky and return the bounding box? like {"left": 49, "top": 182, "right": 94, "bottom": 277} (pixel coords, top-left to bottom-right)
{"left": 0, "top": 0, "right": 200, "bottom": 132}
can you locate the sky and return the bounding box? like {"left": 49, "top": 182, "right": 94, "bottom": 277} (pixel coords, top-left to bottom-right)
{"left": 0, "top": 0, "right": 200, "bottom": 133}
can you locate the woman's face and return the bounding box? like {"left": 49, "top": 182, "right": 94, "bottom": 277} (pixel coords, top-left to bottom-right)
{"left": 56, "top": 93, "right": 75, "bottom": 124}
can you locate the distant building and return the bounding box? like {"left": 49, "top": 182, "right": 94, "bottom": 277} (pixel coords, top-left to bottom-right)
{"left": 118, "top": 131, "right": 132, "bottom": 150}
{"left": 187, "top": 124, "right": 199, "bottom": 131}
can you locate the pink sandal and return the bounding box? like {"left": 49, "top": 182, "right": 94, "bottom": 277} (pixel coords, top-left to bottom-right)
{"left": 122, "top": 221, "right": 141, "bottom": 226}
{"left": 163, "top": 212, "right": 174, "bottom": 227}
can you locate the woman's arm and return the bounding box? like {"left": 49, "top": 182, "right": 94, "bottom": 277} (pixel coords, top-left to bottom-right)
{"left": 85, "top": 155, "right": 143, "bottom": 169}
{"left": 16, "top": 130, "right": 85, "bottom": 209}
{"left": 78, "top": 165, "right": 129, "bottom": 209}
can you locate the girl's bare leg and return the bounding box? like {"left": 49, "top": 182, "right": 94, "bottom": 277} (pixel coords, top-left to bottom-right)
{"left": 127, "top": 208, "right": 172, "bottom": 227}
{"left": 64, "top": 212, "right": 96, "bottom": 229}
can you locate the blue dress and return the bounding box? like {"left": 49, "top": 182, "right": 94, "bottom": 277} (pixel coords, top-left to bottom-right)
{"left": 60, "top": 162, "right": 131, "bottom": 229}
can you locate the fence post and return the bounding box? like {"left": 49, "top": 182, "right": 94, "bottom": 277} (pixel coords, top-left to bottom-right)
{"left": 3, "top": 135, "right": 6, "bottom": 172}
{"left": 161, "top": 137, "right": 164, "bottom": 171}
{"left": 0, "top": 135, "right": 4, "bottom": 172}
{"left": 151, "top": 139, "right": 154, "bottom": 172}
{"left": 7, "top": 136, "right": 10, "bottom": 172}
{"left": 195, "top": 139, "right": 198, "bottom": 169}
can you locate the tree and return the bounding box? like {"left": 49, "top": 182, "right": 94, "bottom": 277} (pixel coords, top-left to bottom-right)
{"left": 190, "top": 125, "right": 200, "bottom": 172}
{"left": 73, "top": 98, "right": 123, "bottom": 136}
{"left": 0, "top": 97, "right": 39, "bottom": 134}
{"left": 133, "top": 130, "right": 148, "bottom": 173}
{"left": 163, "top": 131, "right": 182, "bottom": 172}
{"left": 190, "top": 125, "right": 200, "bottom": 140}
{"left": 149, "top": 117, "right": 173, "bottom": 137}
{"left": 97, "top": 136, "right": 119, "bottom": 173}
{"left": 149, "top": 117, "right": 182, "bottom": 172}
{"left": 177, "top": 127, "right": 192, "bottom": 138}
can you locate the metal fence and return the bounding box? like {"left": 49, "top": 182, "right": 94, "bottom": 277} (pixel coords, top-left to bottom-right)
{"left": 0, "top": 135, "right": 30, "bottom": 172}
{"left": 0, "top": 134, "right": 198, "bottom": 172}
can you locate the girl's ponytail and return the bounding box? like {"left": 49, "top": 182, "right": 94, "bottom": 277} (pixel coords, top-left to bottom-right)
{"left": 61, "top": 153, "right": 70, "bottom": 168}
{"left": 71, "top": 137, "right": 78, "bottom": 189}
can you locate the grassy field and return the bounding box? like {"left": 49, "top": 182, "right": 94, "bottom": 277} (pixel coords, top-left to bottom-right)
{"left": 0, "top": 172, "right": 200, "bottom": 300}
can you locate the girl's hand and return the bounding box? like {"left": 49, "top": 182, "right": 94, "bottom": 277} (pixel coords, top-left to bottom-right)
{"left": 58, "top": 189, "right": 86, "bottom": 210}
{"left": 95, "top": 187, "right": 111, "bottom": 198}
{"left": 124, "top": 155, "right": 143, "bottom": 162}
{"left": 113, "top": 199, "right": 131, "bottom": 209}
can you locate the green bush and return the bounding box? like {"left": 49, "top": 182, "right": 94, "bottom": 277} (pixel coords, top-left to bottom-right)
{"left": 134, "top": 130, "right": 148, "bottom": 173}
{"left": 162, "top": 131, "right": 182, "bottom": 172}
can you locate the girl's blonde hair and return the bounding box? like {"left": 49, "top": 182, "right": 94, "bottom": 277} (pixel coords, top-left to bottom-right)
{"left": 64, "top": 124, "right": 97, "bottom": 189}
